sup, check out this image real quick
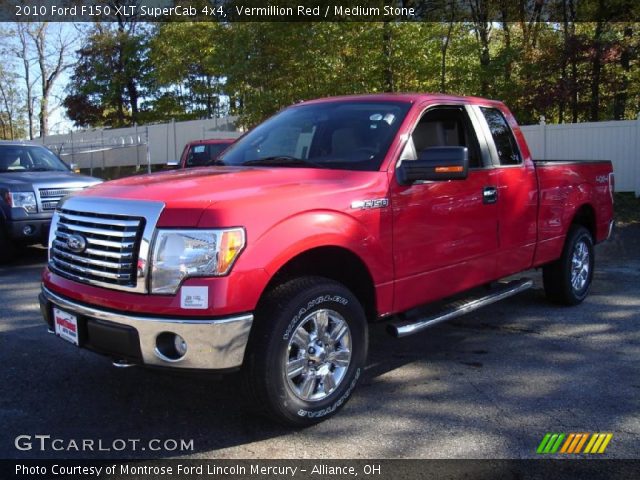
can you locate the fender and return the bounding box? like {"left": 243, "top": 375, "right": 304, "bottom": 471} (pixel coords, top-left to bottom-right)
{"left": 237, "top": 209, "right": 391, "bottom": 286}
{"left": 562, "top": 183, "right": 595, "bottom": 236}
{"left": 534, "top": 181, "right": 594, "bottom": 266}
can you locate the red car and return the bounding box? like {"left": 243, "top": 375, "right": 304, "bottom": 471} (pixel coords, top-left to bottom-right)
{"left": 40, "top": 94, "right": 614, "bottom": 425}
{"left": 174, "top": 138, "right": 237, "bottom": 168}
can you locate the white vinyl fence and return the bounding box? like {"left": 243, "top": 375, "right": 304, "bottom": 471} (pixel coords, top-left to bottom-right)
{"left": 35, "top": 116, "right": 242, "bottom": 173}
{"left": 521, "top": 116, "right": 640, "bottom": 196}
{"left": 33, "top": 114, "right": 639, "bottom": 195}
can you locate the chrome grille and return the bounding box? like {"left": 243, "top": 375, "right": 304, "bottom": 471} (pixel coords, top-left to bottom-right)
{"left": 50, "top": 209, "right": 145, "bottom": 288}
{"left": 39, "top": 188, "right": 82, "bottom": 211}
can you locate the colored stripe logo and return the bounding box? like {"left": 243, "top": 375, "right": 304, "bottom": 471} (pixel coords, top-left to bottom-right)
{"left": 537, "top": 433, "right": 613, "bottom": 454}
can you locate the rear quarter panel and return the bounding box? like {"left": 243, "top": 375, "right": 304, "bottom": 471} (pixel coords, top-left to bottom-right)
{"left": 533, "top": 161, "right": 613, "bottom": 266}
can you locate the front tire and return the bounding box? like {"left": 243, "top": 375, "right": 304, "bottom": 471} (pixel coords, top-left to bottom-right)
{"left": 543, "top": 225, "right": 594, "bottom": 305}
{"left": 242, "top": 276, "right": 368, "bottom": 426}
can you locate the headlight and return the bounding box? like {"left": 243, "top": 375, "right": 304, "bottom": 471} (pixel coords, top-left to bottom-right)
{"left": 6, "top": 192, "right": 37, "bottom": 213}
{"left": 151, "top": 228, "right": 245, "bottom": 294}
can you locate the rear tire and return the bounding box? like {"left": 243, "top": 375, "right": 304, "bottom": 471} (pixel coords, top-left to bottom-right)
{"left": 543, "top": 225, "right": 594, "bottom": 305}
{"left": 242, "top": 276, "right": 367, "bottom": 426}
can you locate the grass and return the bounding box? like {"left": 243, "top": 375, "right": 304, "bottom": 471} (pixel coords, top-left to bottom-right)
{"left": 614, "top": 193, "right": 640, "bottom": 224}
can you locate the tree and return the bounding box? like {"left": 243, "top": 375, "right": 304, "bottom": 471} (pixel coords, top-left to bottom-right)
{"left": 14, "top": 23, "right": 37, "bottom": 139}
{"left": 148, "top": 22, "right": 225, "bottom": 120}
{"left": 0, "top": 67, "right": 27, "bottom": 140}
{"left": 29, "top": 22, "right": 75, "bottom": 137}
{"left": 64, "top": 22, "right": 150, "bottom": 128}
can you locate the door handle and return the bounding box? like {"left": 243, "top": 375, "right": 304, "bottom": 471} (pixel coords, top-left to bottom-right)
{"left": 483, "top": 186, "right": 498, "bottom": 204}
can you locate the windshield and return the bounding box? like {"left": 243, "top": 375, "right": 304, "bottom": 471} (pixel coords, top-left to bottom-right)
{"left": 219, "top": 101, "right": 411, "bottom": 171}
{"left": 0, "top": 145, "right": 69, "bottom": 173}
{"left": 185, "top": 143, "right": 231, "bottom": 167}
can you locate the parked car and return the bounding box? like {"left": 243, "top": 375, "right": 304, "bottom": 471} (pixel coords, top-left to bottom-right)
{"left": 169, "top": 138, "right": 237, "bottom": 169}
{"left": 39, "top": 94, "right": 614, "bottom": 425}
{"left": 0, "top": 141, "right": 101, "bottom": 262}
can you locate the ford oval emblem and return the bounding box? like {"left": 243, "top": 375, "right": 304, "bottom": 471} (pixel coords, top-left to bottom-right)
{"left": 66, "top": 234, "right": 87, "bottom": 253}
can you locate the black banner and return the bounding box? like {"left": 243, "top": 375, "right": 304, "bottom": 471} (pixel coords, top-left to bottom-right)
{"left": 3, "top": 0, "right": 640, "bottom": 22}
{"left": 5, "top": 460, "right": 640, "bottom": 480}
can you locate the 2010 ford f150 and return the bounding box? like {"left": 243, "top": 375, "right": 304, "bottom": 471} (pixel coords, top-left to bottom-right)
{"left": 39, "top": 94, "right": 614, "bottom": 425}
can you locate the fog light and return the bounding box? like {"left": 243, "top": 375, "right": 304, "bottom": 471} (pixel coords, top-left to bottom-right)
{"left": 155, "top": 332, "right": 188, "bottom": 362}
{"left": 23, "top": 225, "right": 34, "bottom": 235}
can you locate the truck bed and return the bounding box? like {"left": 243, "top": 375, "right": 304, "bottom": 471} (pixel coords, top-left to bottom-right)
{"left": 533, "top": 159, "right": 614, "bottom": 267}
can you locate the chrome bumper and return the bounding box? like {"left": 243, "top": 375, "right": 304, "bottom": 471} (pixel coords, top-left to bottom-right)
{"left": 40, "top": 286, "right": 253, "bottom": 370}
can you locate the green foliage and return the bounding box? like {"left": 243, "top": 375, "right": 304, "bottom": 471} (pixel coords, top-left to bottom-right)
{"left": 65, "top": 19, "right": 639, "bottom": 129}
{"left": 65, "top": 23, "right": 151, "bottom": 128}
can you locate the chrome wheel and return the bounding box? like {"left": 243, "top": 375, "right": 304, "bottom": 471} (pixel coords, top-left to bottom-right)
{"left": 571, "top": 240, "right": 590, "bottom": 292}
{"left": 285, "top": 309, "right": 352, "bottom": 402}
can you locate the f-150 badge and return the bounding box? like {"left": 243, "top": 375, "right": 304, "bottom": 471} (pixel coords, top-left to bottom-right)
{"left": 351, "top": 198, "right": 389, "bottom": 210}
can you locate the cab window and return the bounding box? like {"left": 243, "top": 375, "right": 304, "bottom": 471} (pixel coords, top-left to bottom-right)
{"left": 480, "top": 107, "right": 522, "bottom": 166}
{"left": 412, "top": 107, "right": 483, "bottom": 168}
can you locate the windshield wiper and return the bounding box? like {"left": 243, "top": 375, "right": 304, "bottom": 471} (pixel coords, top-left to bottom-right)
{"left": 205, "top": 159, "right": 226, "bottom": 166}
{"left": 242, "top": 156, "right": 319, "bottom": 168}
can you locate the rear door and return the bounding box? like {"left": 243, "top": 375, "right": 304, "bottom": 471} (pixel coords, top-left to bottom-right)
{"left": 472, "top": 105, "right": 538, "bottom": 277}
{"left": 391, "top": 104, "right": 499, "bottom": 313}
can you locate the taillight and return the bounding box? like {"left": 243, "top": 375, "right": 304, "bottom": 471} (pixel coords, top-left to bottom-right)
{"left": 608, "top": 172, "right": 615, "bottom": 203}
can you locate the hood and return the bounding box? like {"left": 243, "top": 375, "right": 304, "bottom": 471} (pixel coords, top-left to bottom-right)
{"left": 0, "top": 170, "right": 101, "bottom": 189}
{"left": 76, "top": 166, "right": 382, "bottom": 227}
{"left": 78, "top": 167, "right": 376, "bottom": 204}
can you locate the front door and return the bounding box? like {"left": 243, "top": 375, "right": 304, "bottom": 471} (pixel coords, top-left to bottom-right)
{"left": 391, "top": 104, "right": 499, "bottom": 313}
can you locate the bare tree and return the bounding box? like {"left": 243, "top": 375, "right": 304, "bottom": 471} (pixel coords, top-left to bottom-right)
{"left": 29, "top": 23, "right": 75, "bottom": 138}
{"left": 15, "top": 23, "right": 37, "bottom": 139}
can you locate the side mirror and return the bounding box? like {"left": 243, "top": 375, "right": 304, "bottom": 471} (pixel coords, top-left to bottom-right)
{"left": 397, "top": 146, "right": 469, "bottom": 185}
{"left": 69, "top": 162, "right": 81, "bottom": 173}
{"left": 166, "top": 160, "right": 180, "bottom": 169}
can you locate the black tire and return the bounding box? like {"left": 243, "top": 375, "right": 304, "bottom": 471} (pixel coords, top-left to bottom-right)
{"left": 242, "top": 276, "right": 368, "bottom": 426}
{"left": 543, "top": 225, "right": 594, "bottom": 305}
{"left": 0, "top": 226, "right": 16, "bottom": 264}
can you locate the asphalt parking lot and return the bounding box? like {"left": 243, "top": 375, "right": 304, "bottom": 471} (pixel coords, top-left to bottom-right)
{"left": 1, "top": 225, "right": 638, "bottom": 460}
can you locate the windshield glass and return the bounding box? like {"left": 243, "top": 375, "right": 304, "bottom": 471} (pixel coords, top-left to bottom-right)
{"left": 219, "top": 101, "right": 411, "bottom": 171}
{"left": 0, "top": 145, "right": 69, "bottom": 173}
{"left": 185, "top": 143, "right": 230, "bottom": 167}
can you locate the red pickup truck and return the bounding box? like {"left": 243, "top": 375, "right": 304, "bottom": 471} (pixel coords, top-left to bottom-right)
{"left": 40, "top": 94, "right": 614, "bottom": 425}
{"left": 170, "top": 138, "right": 237, "bottom": 169}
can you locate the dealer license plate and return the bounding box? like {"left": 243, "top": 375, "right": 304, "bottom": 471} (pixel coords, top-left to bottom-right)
{"left": 53, "top": 307, "right": 79, "bottom": 346}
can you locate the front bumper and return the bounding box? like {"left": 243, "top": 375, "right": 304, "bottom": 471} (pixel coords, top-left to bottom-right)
{"left": 6, "top": 218, "right": 50, "bottom": 244}
{"left": 40, "top": 285, "right": 253, "bottom": 370}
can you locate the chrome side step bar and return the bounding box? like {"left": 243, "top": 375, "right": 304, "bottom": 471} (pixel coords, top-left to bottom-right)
{"left": 112, "top": 360, "right": 136, "bottom": 368}
{"left": 388, "top": 278, "right": 533, "bottom": 338}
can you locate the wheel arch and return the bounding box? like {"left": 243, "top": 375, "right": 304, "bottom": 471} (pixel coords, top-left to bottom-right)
{"left": 571, "top": 203, "right": 596, "bottom": 240}
{"left": 257, "top": 246, "right": 378, "bottom": 323}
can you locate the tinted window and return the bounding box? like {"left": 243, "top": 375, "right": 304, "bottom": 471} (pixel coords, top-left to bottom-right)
{"left": 480, "top": 107, "right": 521, "bottom": 166}
{"left": 413, "top": 107, "right": 483, "bottom": 168}
{"left": 219, "top": 101, "right": 411, "bottom": 171}
{"left": 0, "top": 145, "right": 68, "bottom": 172}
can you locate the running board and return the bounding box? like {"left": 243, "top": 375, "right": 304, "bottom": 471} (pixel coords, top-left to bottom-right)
{"left": 387, "top": 278, "right": 533, "bottom": 338}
